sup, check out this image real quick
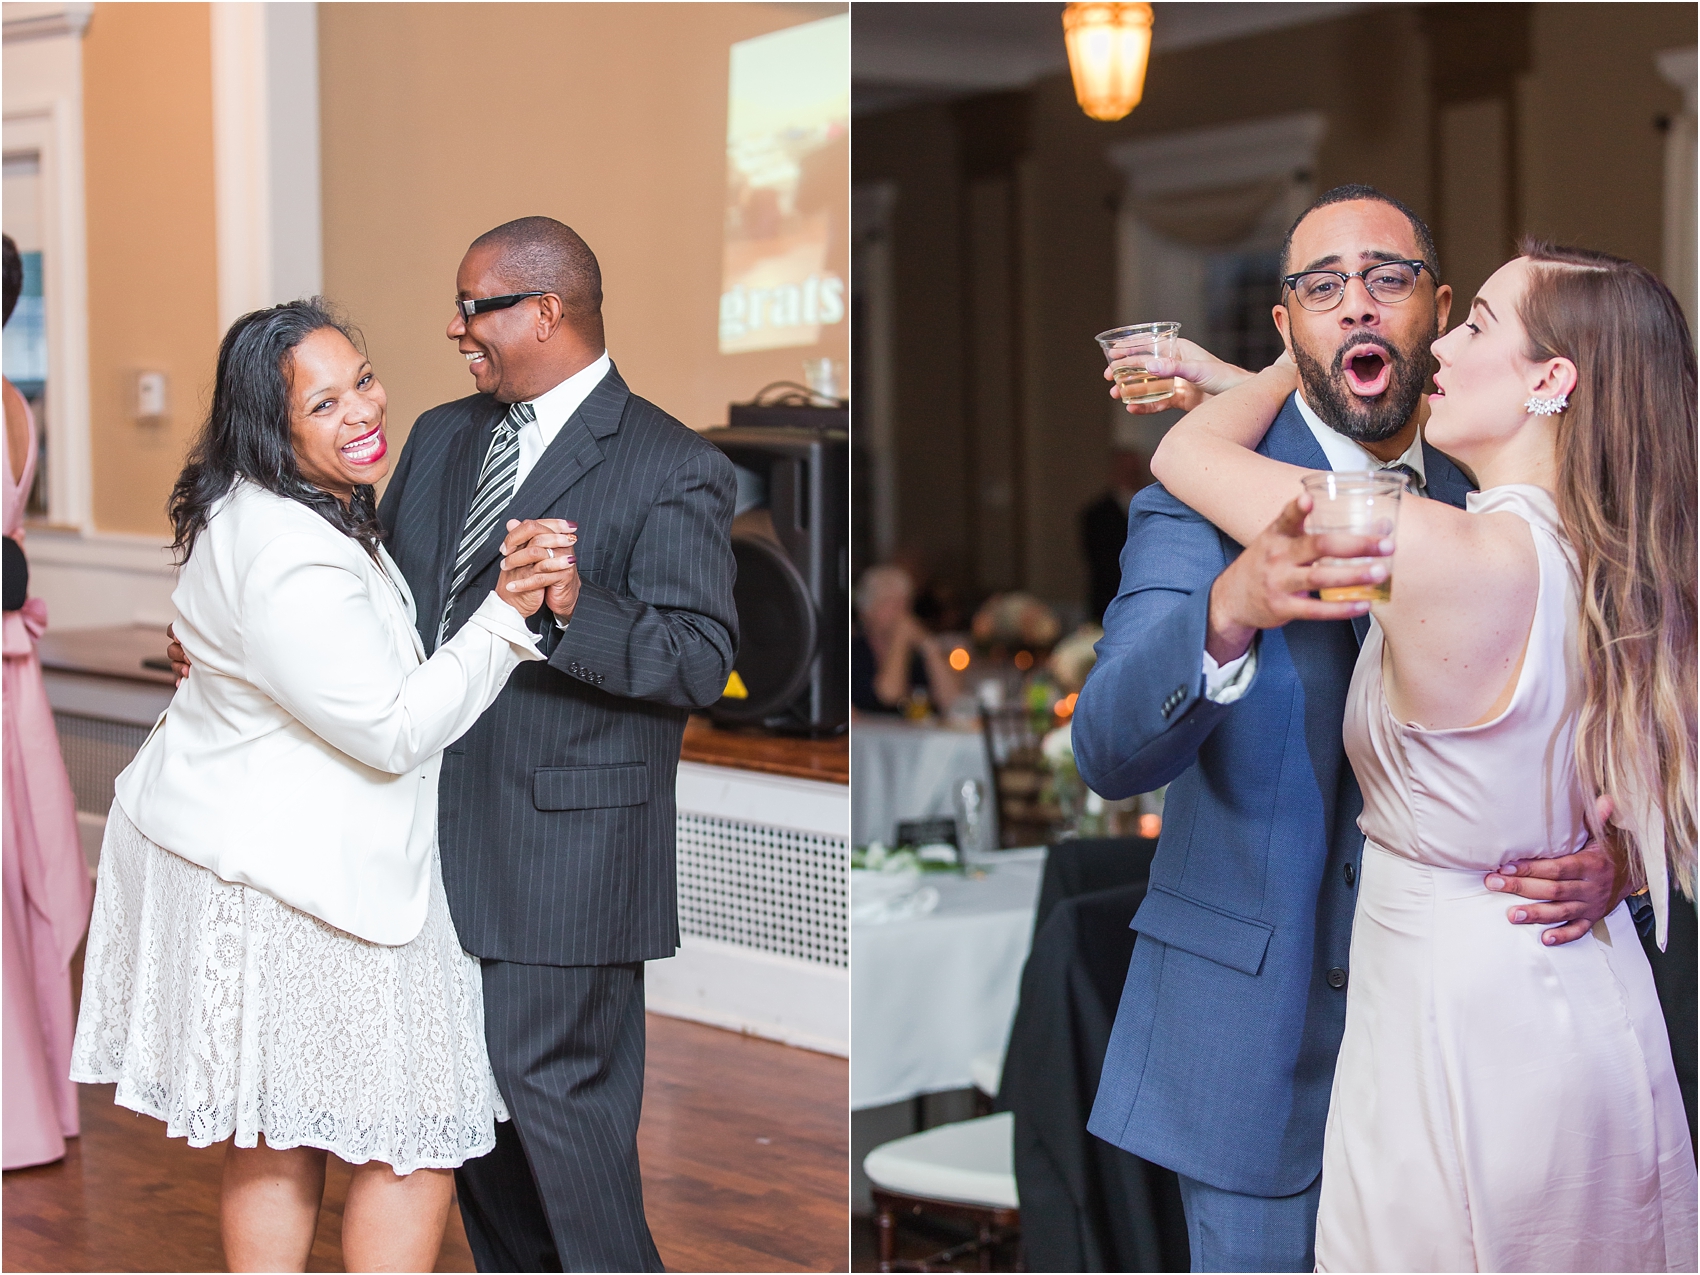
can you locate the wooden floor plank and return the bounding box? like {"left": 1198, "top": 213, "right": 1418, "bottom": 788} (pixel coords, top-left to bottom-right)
{"left": 2, "top": 1015, "right": 847, "bottom": 1272}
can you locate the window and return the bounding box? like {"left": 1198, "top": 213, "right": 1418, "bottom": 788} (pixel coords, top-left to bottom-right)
{"left": 2, "top": 150, "right": 50, "bottom": 515}
{"left": 1204, "top": 247, "right": 1286, "bottom": 374}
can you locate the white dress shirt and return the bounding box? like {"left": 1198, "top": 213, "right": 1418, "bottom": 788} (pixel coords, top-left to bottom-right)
{"left": 509, "top": 351, "right": 610, "bottom": 628}
{"left": 1202, "top": 391, "right": 1427, "bottom": 705}
{"left": 514, "top": 350, "right": 611, "bottom": 489}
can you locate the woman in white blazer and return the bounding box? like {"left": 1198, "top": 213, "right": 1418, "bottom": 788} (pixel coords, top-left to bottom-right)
{"left": 70, "top": 301, "right": 576, "bottom": 1272}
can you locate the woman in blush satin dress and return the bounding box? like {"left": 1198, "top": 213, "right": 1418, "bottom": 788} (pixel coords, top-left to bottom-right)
{"left": 1151, "top": 242, "right": 1696, "bottom": 1271}
{"left": 1, "top": 232, "right": 93, "bottom": 1171}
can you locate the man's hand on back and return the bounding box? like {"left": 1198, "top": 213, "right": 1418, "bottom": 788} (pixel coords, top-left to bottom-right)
{"left": 166, "top": 624, "right": 190, "bottom": 686}
{"left": 1488, "top": 796, "right": 1628, "bottom": 946}
{"left": 1205, "top": 495, "right": 1393, "bottom": 664}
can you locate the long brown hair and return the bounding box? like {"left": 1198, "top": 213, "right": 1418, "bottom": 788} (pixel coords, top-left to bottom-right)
{"left": 1517, "top": 240, "right": 1696, "bottom": 903}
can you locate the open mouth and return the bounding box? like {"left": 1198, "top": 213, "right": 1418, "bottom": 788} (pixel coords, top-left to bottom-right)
{"left": 462, "top": 348, "right": 487, "bottom": 370}
{"left": 340, "top": 425, "right": 387, "bottom": 466}
{"left": 1341, "top": 344, "right": 1394, "bottom": 398}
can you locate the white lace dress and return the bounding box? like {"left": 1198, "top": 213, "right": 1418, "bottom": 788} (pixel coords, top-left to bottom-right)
{"left": 69, "top": 803, "right": 507, "bottom": 1174}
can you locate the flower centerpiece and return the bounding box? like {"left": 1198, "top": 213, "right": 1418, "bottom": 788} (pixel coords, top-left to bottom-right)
{"left": 1039, "top": 718, "right": 1107, "bottom": 839}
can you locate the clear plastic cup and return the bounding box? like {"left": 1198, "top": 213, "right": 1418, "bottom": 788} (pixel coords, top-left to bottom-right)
{"left": 1301, "top": 470, "right": 1407, "bottom": 602}
{"left": 1096, "top": 321, "right": 1181, "bottom": 406}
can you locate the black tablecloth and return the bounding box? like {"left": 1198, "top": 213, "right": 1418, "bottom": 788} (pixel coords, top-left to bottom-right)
{"left": 1000, "top": 838, "right": 1187, "bottom": 1272}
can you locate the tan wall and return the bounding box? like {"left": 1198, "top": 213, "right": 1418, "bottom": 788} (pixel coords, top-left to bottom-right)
{"left": 1522, "top": 3, "right": 1695, "bottom": 265}
{"left": 82, "top": 1, "right": 220, "bottom": 537}
{"left": 319, "top": 1, "right": 848, "bottom": 463}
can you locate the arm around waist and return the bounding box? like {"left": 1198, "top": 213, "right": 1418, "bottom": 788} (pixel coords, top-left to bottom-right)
{"left": 242, "top": 534, "right": 542, "bottom": 773}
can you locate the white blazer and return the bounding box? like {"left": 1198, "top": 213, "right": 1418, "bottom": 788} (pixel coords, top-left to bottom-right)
{"left": 116, "top": 479, "right": 543, "bottom": 945}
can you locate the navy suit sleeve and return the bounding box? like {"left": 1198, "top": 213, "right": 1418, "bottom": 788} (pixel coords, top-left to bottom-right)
{"left": 1073, "top": 484, "right": 1256, "bottom": 800}
{"left": 550, "top": 444, "right": 738, "bottom": 709}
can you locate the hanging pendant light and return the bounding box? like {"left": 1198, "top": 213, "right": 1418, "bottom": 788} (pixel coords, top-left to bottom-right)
{"left": 1062, "top": 2, "right": 1154, "bottom": 122}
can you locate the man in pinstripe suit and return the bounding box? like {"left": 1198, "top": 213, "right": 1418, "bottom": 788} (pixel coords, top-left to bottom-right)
{"left": 378, "top": 217, "right": 739, "bottom": 1271}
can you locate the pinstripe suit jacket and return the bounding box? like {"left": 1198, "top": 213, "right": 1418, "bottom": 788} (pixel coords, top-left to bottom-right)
{"left": 378, "top": 363, "right": 738, "bottom": 966}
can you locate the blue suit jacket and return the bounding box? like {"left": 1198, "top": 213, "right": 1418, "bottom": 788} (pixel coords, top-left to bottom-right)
{"left": 1075, "top": 393, "right": 1473, "bottom": 1196}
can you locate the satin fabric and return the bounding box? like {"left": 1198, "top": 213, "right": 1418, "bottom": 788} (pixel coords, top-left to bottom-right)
{"left": 1319, "top": 485, "right": 1697, "bottom": 1271}
{"left": 2, "top": 387, "right": 92, "bottom": 1169}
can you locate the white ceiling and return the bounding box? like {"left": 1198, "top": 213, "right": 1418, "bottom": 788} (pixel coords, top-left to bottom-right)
{"left": 853, "top": 2, "right": 1375, "bottom": 115}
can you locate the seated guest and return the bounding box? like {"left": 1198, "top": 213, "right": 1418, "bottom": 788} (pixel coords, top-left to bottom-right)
{"left": 851, "top": 564, "right": 960, "bottom": 716}
{"left": 1078, "top": 448, "right": 1151, "bottom": 624}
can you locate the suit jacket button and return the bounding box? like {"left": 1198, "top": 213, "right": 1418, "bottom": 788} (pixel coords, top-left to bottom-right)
{"left": 1327, "top": 967, "right": 1348, "bottom": 990}
{"left": 1343, "top": 862, "right": 1357, "bottom": 888}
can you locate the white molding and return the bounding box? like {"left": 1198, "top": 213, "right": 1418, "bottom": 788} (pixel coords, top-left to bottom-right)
{"left": 23, "top": 528, "right": 177, "bottom": 629}
{"left": 264, "top": 1, "right": 322, "bottom": 303}
{"left": 4, "top": 33, "right": 93, "bottom": 531}
{"left": 211, "top": 2, "right": 272, "bottom": 329}
{"left": 210, "top": 2, "right": 322, "bottom": 327}
{"left": 675, "top": 760, "right": 848, "bottom": 839}
{"left": 1, "top": 2, "right": 91, "bottom": 43}
{"left": 647, "top": 934, "right": 848, "bottom": 1056}
{"left": 22, "top": 527, "right": 175, "bottom": 575}
{"left": 1107, "top": 110, "right": 1328, "bottom": 199}
{"left": 1657, "top": 46, "right": 1697, "bottom": 115}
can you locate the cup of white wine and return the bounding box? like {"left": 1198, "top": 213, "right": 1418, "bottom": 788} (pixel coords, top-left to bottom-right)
{"left": 1096, "top": 321, "right": 1181, "bottom": 405}
{"left": 1301, "top": 470, "right": 1407, "bottom": 603}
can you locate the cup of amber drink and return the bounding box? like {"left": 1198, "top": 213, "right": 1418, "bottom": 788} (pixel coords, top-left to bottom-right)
{"left": 1301, "top": 470, "right": 1407, "bottom": 603}
{"left": 1096, "top": 321, "right": 1181, "bottom": 406}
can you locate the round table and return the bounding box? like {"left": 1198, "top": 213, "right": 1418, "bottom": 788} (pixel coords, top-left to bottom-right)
{"left": 850, "top": 850, "right": 1045, "bottom": 1110}
{"left": 851, "top": 717, "right": 995, "bottom": 849}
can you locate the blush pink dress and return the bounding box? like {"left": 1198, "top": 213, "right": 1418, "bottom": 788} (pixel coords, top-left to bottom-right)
{"left": 1318, "top": 485, "right": 1697, "bottom": 1271}
{"left": 2, "top": 384, "right": 92, "bottom": 1169}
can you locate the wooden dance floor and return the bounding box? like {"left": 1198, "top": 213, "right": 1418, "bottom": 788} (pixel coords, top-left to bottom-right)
{"left": 2, "top": 1014, "right": 848, "bottom": 1272}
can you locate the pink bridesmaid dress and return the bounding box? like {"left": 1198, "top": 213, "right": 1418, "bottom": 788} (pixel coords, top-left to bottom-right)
{"left": 2, "top": 383, "right": 92, "bottom": 1169}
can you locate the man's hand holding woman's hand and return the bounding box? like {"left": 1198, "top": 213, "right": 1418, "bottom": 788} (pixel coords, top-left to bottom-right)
{"left": 498, "top": 518, "right": 579, "bottom": 620}
{"left": 1107, "top": 338, "right": 1258, "bottom": 414}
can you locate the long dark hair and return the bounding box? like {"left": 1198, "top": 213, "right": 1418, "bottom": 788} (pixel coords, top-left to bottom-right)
{"left": 169, "top": 299, "right": 384, "bottom": 563}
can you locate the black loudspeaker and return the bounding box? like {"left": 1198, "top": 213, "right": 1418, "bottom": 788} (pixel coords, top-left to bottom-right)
{"left": 706, "top": 425, "right": 848, "bottom": 737}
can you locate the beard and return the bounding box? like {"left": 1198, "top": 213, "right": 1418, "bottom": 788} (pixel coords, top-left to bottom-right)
{"left": 1291, "top": 321, "right": 1437, "bottom": 445}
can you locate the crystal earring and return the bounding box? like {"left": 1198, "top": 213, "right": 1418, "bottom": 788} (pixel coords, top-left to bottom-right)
{"left": 1524, "top": 393, "right": 1568, "bottom": 416}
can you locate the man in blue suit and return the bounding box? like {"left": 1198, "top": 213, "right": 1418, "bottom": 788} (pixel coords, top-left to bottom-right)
{"left": 1073, "top": 186, "right": 1627, "bottom": 1271}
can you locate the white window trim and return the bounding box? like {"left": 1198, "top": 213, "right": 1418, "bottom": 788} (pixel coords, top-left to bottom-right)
{"left": 211, "top": 1, "right": 323, "bottom": 327}
{"left": 1104, "top": 112, "right": 1327, "bottom": 450}
{"left": 4, "top": 4, "right": 94, "bottom": 531}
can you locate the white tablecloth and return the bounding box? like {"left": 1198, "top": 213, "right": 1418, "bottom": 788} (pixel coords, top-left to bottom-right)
{"left": 851, "top": 717, "right": 994, "bottom": 848}
{"left": 850, "top": 852, "right": 1045, "bottom": 1110}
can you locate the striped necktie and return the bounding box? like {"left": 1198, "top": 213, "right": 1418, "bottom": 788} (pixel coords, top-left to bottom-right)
{"left": 1382, "top": 461, "right": 1424, "bottom": 497}
{"left": 438, "top": 399, "right": 532, "bottom": 644}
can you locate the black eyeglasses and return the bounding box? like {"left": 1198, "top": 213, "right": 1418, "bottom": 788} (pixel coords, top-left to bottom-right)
{"left": 454, "top": 291, "right": 547, "bottom": 320}
{"left": 1281, "top": 260, "right": 1430, "bottom": 312}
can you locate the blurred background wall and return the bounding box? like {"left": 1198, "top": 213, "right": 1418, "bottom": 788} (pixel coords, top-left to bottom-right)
{"left": 851, "top": 1, "right": 1697, "bottom": 630}
{"left": 3, "top": 0, "right": 846, "bottom": 625}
